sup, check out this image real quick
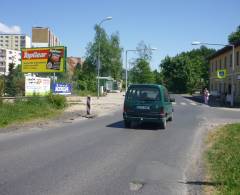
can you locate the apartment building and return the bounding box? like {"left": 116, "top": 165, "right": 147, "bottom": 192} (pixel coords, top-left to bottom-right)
{"left": 0, "top": 34, "right": 31, "bottom": 50}
{"left": 209, "top": 41, "right": 240, "bottom": 103}
{"left": 0, "top": 48, "right": 21, "bottom": 75}
{"left": 32, "top": 27, "right": 60, "bottom": 47}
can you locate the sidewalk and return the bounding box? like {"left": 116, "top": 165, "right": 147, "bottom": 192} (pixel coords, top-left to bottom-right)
{"left": 65, "top": 92, "right": 125, "bottom": 118}
{"left": 185, "top": 94, "right": 240, "bottom": 111}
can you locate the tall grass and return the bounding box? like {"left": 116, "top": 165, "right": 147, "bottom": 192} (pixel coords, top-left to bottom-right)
{"left": 206, "top": 124, "right": 240, "bottom": 194}
{"left": 0, "top": 94, "right": 67, "bottom": 127}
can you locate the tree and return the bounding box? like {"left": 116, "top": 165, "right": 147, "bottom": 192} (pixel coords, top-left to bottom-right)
{"left": 160, "top": 46, "right": 215, "bottom": 93}
{"left": 0, "top": 76, "right": 4, "bottom": 96}
{"left": 228, "top": 25, "right": 240, "bottom": 44}
{"left": 128, "top": 41, "right": 155, "bottom": 84}
{"left": 153, "top": 70, "right": 163, "bottom": 85}
{"left": 5, "top": 63, "right": 17, "bottom": 96}
{"left": 84, "top": 25, "right": 123, "bottom": 79}
{"left": 131, "top": 58, "right": 154, "bottom": 84}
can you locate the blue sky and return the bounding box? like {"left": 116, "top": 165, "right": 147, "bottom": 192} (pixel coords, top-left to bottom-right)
{"left": 1, "top": 0, "right": 240, "bottom": 70}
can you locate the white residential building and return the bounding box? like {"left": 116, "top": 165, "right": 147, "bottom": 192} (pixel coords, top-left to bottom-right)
{"left": 0, "top": 48, "right": 21, "bottom": 75}
{"left": 0, "top": 34, "right": 31, "bottom": 50}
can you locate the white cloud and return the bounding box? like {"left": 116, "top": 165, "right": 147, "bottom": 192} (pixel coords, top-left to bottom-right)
{"left": 0, "top": 22, "right": 21, "bottom": 34}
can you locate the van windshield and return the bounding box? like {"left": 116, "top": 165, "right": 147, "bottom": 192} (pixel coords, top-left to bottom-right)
{"left": 127, "top": 87, "right": 161, "bottom": 101}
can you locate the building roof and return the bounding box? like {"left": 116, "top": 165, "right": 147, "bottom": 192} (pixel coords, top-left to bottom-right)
{"left": 208, "top": 40, "right": 240, "bottom": 60}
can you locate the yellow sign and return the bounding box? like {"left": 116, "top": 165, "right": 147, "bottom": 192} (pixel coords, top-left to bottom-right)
{"left": 217, "top": 69, "right": 227, "bottom": 79}
{"left": 21, "top": 46, "right": 66, "bottom": 73}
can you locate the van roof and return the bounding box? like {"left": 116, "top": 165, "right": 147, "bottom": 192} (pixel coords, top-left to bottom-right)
{"left": 128, "top": 84, "right": 164, "bottom": 89}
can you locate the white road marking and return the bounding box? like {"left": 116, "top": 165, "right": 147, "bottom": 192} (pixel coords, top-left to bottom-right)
{"left": 190, "top": 102, "right": 197, "bottom": 106}
{"left": 180, "top": 102, "right": 187, "bottom": 105}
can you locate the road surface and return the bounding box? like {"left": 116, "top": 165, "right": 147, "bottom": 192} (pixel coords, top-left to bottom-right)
{"left": 0, "top": 95, "right": 238, "bottom": 195}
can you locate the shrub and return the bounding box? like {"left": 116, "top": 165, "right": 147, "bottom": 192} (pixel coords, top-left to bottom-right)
{"left": 47, "top": 93, "right": 67, "bottom": 109}
{"left": 0, "top": 78, "right": 4, "bottom": 97}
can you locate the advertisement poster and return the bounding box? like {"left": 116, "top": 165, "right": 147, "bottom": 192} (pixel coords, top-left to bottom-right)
{"left": 53, "top": 83, "right": 72, "bottom": 95}
{"left": 22, "top": 46, "right": 66, "bottom": 73}
{"left": 25, "top": 76, "right": 51, "bottom": 96}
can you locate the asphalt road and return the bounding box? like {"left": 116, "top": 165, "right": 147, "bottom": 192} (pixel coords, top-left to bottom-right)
{"left": 0, "top": 95, "right": 239, "bottom": 195}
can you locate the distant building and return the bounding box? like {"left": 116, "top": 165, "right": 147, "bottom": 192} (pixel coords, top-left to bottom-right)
{"left": 67, "top": 57, "right": 83, "bottom": 75}
{"left": 0, "top": 34, "right": 31, "bottom": 50}
{"left": 209, "top": 41, "right": 240, "bottom": 103}
{"left": 32, "top": 27, "right": 60, "bottom": 47}
{"left": 0, "top": 48, "right": 21, "bottom": 75}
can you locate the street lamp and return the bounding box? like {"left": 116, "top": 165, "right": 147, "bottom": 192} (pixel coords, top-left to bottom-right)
{"left": 192, "top": 41, "right": 235, "bottom": 106}
{"left": 125, "top": 48, "right": 157, "bottom": 91}
{"left": 97, "top": 16, "right": 112, "bottom": 99}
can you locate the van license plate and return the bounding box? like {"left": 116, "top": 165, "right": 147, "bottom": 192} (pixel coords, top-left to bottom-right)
{"left": 136, "top": 106, "right": 150, "bottom": 110}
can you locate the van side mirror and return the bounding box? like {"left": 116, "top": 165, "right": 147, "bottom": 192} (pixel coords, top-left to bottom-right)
{"left": 170, "top": 97, "right": 175, "bottom": 102}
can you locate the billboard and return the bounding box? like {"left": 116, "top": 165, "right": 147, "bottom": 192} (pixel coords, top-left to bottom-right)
{"left": 53, "top": 83, "right": 72, "bottom": 95}
{"left": 22, "top": 46, "right": 66, "bottom": 73}
{"left": 25, "top": 76, "right": 51, "bottom": 96}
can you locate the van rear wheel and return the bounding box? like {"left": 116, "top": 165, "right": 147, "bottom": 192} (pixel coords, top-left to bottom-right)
{"left": 160, "top": 118, "right": 167, "bottom": 129}
{"left": 124, "top": 120, "right": 131, "bottom": 128}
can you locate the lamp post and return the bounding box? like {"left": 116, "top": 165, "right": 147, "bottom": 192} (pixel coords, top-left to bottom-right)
{"left": 125, "top": 48, "right": 157, "bottom": 91}
{"left": 97, "top": 16, "right": 112, "bottom": 99}
{"left": 192, "top": 41, "right": 235, "bottom": 106}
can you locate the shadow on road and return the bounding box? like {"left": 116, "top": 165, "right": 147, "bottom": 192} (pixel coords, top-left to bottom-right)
{"left": 106, "top": 121, "right": 163, "bottom": 131}
{"left": 179, "top": 180, "right": 222, "bottom": 187}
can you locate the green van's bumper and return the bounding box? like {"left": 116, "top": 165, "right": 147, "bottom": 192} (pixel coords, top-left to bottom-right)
{"left": 123, "top": 112, "right": 165, "bottom": 123}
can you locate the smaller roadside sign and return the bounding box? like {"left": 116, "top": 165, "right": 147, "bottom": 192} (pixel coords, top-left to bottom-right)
{"left": 217, "top": 69, "right": 227, "bottom": 79}
{"left": 25, "top": 76, "right": 51, "bottom": 96}
{"left": 53, "top": 83, "right": 72, "bottom": 95}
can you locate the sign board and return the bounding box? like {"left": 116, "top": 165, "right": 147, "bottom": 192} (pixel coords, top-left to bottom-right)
{"left": 53, "top": 83, "right": 72, "bottom": 95}
{"left": 21, "top": 46, "right": 66, "bottom": 73}
{"left": 25, "top": 76, "right": 51, "bottom": 96}
{"left": 217, "top": 69, "right": 227, "bottom": 79}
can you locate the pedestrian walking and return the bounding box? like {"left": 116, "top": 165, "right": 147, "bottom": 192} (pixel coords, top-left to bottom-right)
{"left": 204, "top": 88, "right": 210, "bottom": 104}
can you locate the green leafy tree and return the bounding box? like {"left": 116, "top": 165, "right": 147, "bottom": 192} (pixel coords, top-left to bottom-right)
{"left": 228, "top": 25, "right": 240, "bottom": 44}
{"left": 160, "top": 46, "right": 215, "bottom": 93}
{"left": 73, "top": 25, "right": 123, "bottom": 93}
{"left": 5, "top": 63, "right": 16, "bottom": 96}
{"left": 131, "top": 58, "right": 154, "bottom": 84}
{"left": 153, "top": 70, "right": 163, "bottom": 85}
{"left": 0, "top": 76, "right": 4, "bottom": 96}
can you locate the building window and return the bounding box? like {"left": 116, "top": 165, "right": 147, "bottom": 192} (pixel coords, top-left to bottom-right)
{"left": 237, "top": 51, "right": 239, "bottom": 66}
{"left": 224, "top": 56, "right": 227, "bottom": 68}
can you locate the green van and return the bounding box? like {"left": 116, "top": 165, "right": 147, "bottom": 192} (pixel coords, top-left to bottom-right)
{"left": 123, "top": 84, "right": 175, "bottom": 129}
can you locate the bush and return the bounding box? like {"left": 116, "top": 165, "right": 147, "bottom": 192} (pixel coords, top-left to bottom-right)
{"left": 0, "top": 78, "right": 4, "bottom": 96}
{"left": 47, "top": 93, "right": 67, "bottom": 109}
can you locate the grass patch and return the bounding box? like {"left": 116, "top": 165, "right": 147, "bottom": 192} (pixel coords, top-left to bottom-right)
{"left": 205, "top": 124, "right": 240, "bottom": 194}
{"left": 0, "top": 95, "right": 67, "bottom": 128}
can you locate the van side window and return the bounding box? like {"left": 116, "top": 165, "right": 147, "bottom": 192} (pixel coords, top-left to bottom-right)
{"left": 164, "top": 89, "right": 170, "bottom": 102}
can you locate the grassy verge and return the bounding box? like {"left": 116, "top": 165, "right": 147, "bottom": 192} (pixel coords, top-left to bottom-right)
{"left": 205, "top": 124, "right": 240, "bottom": 194}
{"left": 0, "top": 94, "right": 67, "bottom": 128}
